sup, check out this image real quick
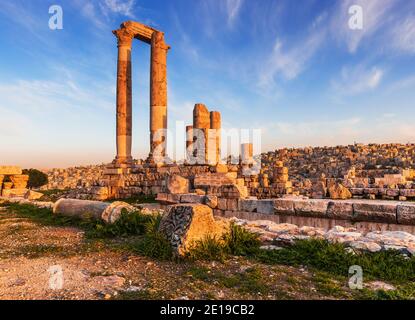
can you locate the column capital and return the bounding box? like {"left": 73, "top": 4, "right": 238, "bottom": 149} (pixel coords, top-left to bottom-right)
{"left": 151, "top": 31, "right": 171, "bottom": 51}
{"left": 113, "top": 28, "right": 135, "bottom": 47}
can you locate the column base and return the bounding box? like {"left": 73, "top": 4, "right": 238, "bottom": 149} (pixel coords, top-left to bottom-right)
{"left": 112, "top": 156, "right": 134, "bottom": 167}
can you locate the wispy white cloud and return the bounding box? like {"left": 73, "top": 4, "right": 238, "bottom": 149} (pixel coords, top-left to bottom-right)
{"left": 330, "top": 0, "right": 396, "bottom": 54}
{"left": 331, "top": 64, "right": 384, "bottom": 95}
{"left": 0, "top": 78, "right": 113, "bottom": 114}
{"left": 259, "top": 13, "right": 327, "bottom": 88}
{"left": 225, "top": 0, "right": 244, "bottom": 28}
{"left": 101, "top": 0, "right": 136, "bottom": 18}
{"left": 75, "top": 0, "right": 138, "bottom": 30}
{"left": 80, "top": 1, "right": 108, "bottom": 30}
{"left": 388, "top": 14, "right": 415, "bottom": 54}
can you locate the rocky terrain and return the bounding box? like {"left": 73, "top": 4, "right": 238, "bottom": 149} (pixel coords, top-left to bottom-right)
{"left": 263, "top": 143, "right": 415, "bottom": 180}
{"left": 0, "top": 204, "right": 359, "bottom": 300}
{"left": 1, "top": 198, "right": 415, "bottom": 300}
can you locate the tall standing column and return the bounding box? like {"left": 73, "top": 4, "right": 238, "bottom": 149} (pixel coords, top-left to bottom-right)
{"left": 150, "top": 31, "right": 170, "bottom": 161}
{"left": 113, "top": 28, "right": 134, "bottom": 166}
{"left": 209, "top": 111, "right": 221, "bottom": 165}
{"left": 186, "top": 125, "right": 194, "bottom": 163}
{"left": 193, "top": 103, "right": 210, "bottom": 164}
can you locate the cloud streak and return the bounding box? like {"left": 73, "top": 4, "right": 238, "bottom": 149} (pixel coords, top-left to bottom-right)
{"left": 259, "top": 13, "right": 327, "bottom": 88}
{"left": 331, "top": 64, "right": 384, "bottom": 95}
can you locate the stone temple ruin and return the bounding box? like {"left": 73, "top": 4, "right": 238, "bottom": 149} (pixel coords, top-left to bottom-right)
{"left": 4, "top": 21, "right": 415, "bottom": 256}
{"left": 101, "top": 21, "right": 250, "bottom": 201}
{"left": 73, "top": 21, "right": 415, "bottom": 232}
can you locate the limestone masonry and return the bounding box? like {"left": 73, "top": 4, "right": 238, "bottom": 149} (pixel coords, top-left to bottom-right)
{"left": 4, "top": 20, "right": 415, "bottom": 242}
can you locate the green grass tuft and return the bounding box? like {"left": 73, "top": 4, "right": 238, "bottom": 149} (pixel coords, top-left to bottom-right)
{"left": 186, "top": 236, "right": 228, "bottom": 262}
{"left": 186, "top": 223, "right": 261, "bottom": 262}
{"left": 254, "top": 239, "right": 415, "bottom": 283}
{"left": 223, "top": 223, "right": 261, "bottom": 256}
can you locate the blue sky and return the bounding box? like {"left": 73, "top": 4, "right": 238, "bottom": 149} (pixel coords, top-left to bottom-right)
{"left": 0, "top": 0, "right": 414, "bottom": 168}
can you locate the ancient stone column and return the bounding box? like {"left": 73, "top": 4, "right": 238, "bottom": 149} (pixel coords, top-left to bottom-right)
{"left": 240, "top": 143, "right": 253, "bottom": 165}
{"left": 113, "top": 28, "right": 134, "bottom": 166}
{"left": 53, "top": 199, "right": 136, "bottom": 224}
{"left": 150, "top": 31, "right": 170, "bottom": 161}
{"left": 193, "top": 104, "right": 210, "bottom": 164}
{"left": 209, "top": 111, "right": 221, "bottom": 165}
{"left": 186, "top": 125, "right": 194, "bottom": 162}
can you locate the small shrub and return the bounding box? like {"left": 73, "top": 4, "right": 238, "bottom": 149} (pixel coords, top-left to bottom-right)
{"left": 129, "top": 213, "right": 173, "bottom": 260}
{"left": 223, "top": 223, "right": 261, "bottom": 256}
{"left": 186, "top": 236, "right": 228, "bottom": 262}
{"left": 132, "top": 232, "right": 173, "bottom": 260}
{"left": 186, "top": 224, "right": 261, "bottom": 262}
{"left": 86, "top": 210, "right": 156, "bottom": 238}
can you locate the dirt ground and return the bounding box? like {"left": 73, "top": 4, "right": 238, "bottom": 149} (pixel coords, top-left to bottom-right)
{"left": 0, "top": 206, "right": 356, "bottom": 300}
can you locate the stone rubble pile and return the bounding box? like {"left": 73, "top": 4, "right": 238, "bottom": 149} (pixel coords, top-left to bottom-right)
{"left": 37, "top": 143, "right": 415, "bottom": 203}
{"left": 261, "top": 143, "right": 415, "bottom": 200}
{"left": 0, "top": 166, "right": 31, "bottom": 198}
{"left": 5, "top": 195, "right": 415, "bottom": 258}
{"left": 231, "top": 217, "right": 415, "bottom": 256}
{"left": 42, "top": 165, "right": 107, "bottom": 190}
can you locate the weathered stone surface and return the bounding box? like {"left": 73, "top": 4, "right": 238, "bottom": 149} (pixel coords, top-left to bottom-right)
{"left": 195, "top": 189, "right": 206, "bottom": 195}
{"left": 400, "top": 189, "right": 415, "bottom": 197}
{"left": 273, "top": 199, "right": 295, "bottom": 215}
{"left": 9, "top": 175, "right": 29, "bottom": 189}
{"left": 326, "top": 201, "right": 354, "bottom": 220}
{"left": 2, "top": 188, "right": 28, "bottom": 198}
{"left": 348, "top": 241, "right": 382, "bottom": 252}
{"left": 397, "top": 204, "right": 415, "bottom": 225}
{"left": 238, "top": 199, "right": 258, "bottom": 212}
{"left": 166, "top": 193, "right": 181, "bottom": 204}
{"left": 328, "top": 183, "right": 352, "bottom": 200}
{"left": 159, "top": 204, "right": 229, "bottom": 255}
{"left": 256, "top": 200, "right": 275, "bottom": 215}
{"left": 113, "top": 27, "right": 134, "bottom": 165}
{"left": 352, "top": 202, "right": 397, "bottom": 223}
{"left": 155, "top": 192, "right": 168, "bottom": 202}
{"left": 150, "top": 30, "right": 169, "bottom": 159}
{"left": 365, "top": 281, "right": 396, "bottom": 291}
{"left": 325, "top": 230, "right": 363, "bottom": 243}
{"left": 217, "top": 198, "right": 227, "bottom": 210}
{"left": 53, "top": 199, "right": 135, "bottom": 223}
{"left": 166, "top": 175, "right": 189, "bottom": 194}
{"left": 0, "top": 166, "right": 22, "bottom": 175}
{"left": 204, "top": 195, "right": 218, "bottom": 209}
{"left": 194, "top": 173, "right": 235, "bottom": 189}
{"left": 226, "top": 199, "right": 238, "bottom": 211}
{"left": 294, "top": 199, "right": 329, "bottom": 217}
{"left": 266, "top": 223, "right": 298, "bottom": 234}
{"left": 24, "top": 190, "right": 44, "bottom": 200}
{"left": 214, "top": 164, "right": 228, "bottom": 174}
{"left": 180, "top": 193, "right": 204, "bottom": 204}
{"left": 311, "top": 181, "right": 327, "bottom": 199}
{"left": 365, "top": 231, "right": 415, "bottom": 246}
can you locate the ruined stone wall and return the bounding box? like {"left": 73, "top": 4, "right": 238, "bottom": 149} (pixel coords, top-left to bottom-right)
{"left": 263, "top": 143, "right": 415, "bottom": 181}
{"left": 42, "top": 164, "right": 107, "bottom": 190}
